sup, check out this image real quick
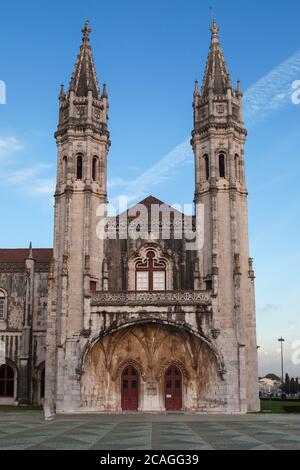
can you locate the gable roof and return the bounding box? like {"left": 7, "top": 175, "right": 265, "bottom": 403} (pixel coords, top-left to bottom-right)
{"left": 0, "top": 248, "right": 53, "bottom": 264}
{"left": 117, "top": 195, "right": 185, "bottom": 219}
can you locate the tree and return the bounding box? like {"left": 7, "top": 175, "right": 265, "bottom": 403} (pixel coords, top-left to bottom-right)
{"left": 285, "top": 373, "right": 290, "bottom": 384}
{"left": 265, "top": 373, "right": 281, "bottom": 381}
{"left": 290, "top": 378, "right": 296, "bottom": 395}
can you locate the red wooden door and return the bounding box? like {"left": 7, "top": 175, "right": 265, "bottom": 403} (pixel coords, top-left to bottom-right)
{"left": 121, "top": 366, "right": 139, "bottom": 411}
{"left": 165, "top": 365, "right": 182, "bottom": 411}
{"left": 0, "top": 363, "right": 14, "bottom": 397}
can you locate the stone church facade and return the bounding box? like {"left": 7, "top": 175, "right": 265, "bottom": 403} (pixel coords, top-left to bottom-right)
{"left": 0, "top": 21, "right": 260, "bottom": 415}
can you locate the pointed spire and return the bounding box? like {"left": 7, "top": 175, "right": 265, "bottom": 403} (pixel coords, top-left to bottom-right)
{"left": 201, "top": 20, "right": 232, "bottom": 98}
{"left": 194, "top": 79, "right": 200, "bottom": 97}
{"left": 101, "top": 82, "right": 108, "bottom": 99}
{"left": 236, "top": 79, "right": 243, "bottom": 97}
{"left": 68, "top": 21, "right": 100, "bottom": 99}
{"left": 59, "top": 83, "right": 65, "bottom": 101}
{"left": 28, "top": 241, "right": 33, "bottom": 259}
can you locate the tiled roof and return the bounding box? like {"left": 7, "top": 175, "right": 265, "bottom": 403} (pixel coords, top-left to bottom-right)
{"left": 117, "top": 195, "right": 185, "bottom": 219}
{"left": 0, "top": 249, "right": 53, "bottom": 264}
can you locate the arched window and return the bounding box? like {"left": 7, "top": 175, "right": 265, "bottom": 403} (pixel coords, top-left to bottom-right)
{"left": 234, "top": 154, "right": 240, "bottom": 181}
{"left": 63, "top": 156, "right": 68, "bottom": 181}
{"left": 92, "top": 156, "right": 98, "bottom": 181}
{"left": 0, "top": 289, "right": 7, "bottom": 320}
{"left": 40, "top": 366, "right": 45, "bottom": 400}
{"left": 219, "top": 153, "right": 226, "bottom": 178}
{"left": 0, "top": 363, "right": 14, "bottom": 397}
{"left": 203, "top": 154, "right": 209, "bottom": 180}
{"left": 135, "top": 251, "right": 166, "bottom": 291}
{"left": 76, "top": 154, "right": 83, "bottom": 180}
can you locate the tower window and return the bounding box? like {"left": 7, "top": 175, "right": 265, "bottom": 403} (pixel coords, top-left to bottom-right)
{"left": 76, "top": 154, "right": 83, "bottom": 180}
{"left": 63, "top": 156, "right": 68, "bottom": 181}
{"left": 219, "top": 153, "right": 226, "bottom": 178}
{"left": 203, "top": 154, "right": 209, "bottom": 180}
{"left": 92, "top": 156, "right": 98, "bottom": 181}
{"left": 235, "top": 154, "right": 240, "bottom": 181}
{"left": 135, "top": 251, "right": 166, "bottom": 291}
{"left": 0, "top": 289, "right": 7, "bottom": 320}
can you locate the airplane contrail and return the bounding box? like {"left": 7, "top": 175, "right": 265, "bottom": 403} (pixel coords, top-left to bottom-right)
{"left": 243, "top": 49, "right": 300, "bottom": 125}
{"left": 110, "top": 48, "right": 300, "bottom": 205}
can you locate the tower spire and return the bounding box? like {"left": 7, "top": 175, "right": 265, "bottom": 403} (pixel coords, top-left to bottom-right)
{"left": 68, "top": 21, "right": 100, "bottom": 99}
{"left": 201, "top": 20, "right": 232, "bottom": 97}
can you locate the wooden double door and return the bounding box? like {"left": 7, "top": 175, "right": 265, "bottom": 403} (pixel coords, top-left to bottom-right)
{"left": 165, "top": 365, "right": 183, "bottom": 411}
{"left": 121, "top": 366, "right": 139, "bottom": 411}
{"left": 121, "top": 364, "right": 183, "bottom": 411}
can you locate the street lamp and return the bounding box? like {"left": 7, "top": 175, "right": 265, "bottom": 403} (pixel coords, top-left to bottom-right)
{"left": 278, "top": 337, "right": 285, "bottom": 388}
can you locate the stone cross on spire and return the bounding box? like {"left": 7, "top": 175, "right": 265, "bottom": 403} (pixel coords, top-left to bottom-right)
{"left": 82, "top": 20, "right": 91, "bottom": 43}
{"left": 210, "top": 19, "right": 220, "bottom": 44}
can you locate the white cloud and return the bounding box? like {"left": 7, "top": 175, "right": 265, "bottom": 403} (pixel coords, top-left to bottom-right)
{"left": 0, "top": 159, "right": 54, "bottom": 197}
{"left": 30, "top": 178, "right": 55, "bottom": 195}
{"left": 260, "top": 304, "right": 280, "bottom": 313}
{"left": 4, "top": 163, "right": 51, "bottom": 181}
{"left": 0, "top": 136, "right": 23, "bottom": 159}
{"left": 107, "top": 177, "right": 130, "bottom": 189}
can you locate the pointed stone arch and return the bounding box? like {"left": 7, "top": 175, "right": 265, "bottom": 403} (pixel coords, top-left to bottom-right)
{"left": 79, "top": 318, "right": 226, "bottom": 379}
{"left": 112, "top": 359, "right": 147, "bottom": 382}
{"left": 156, "top": 358, "right": 190, "bottom": 381}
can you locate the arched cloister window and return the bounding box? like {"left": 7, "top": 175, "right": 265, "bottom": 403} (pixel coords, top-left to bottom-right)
{"left": 0, "top": 289, "right": 7, "bottom": 320}
{"left": 63, "top": 156, "right": 68, "bottom": 182}
{"left": 135, "top": 251, "right": 166, "bottom": 291}
{"left": 0, "top": 363, "right": 14, "bottom": 397}
{"left": 234, "top": 154, "right": 240, "bottom": 181}
{"left": 203, "top": 154, "right": 209, "bottom": 180}
{"left": 92, "top": 156, "right": 98, "bottom": 182}
{"left": 76, "top": 154, "right": 83, "bottom": 180}
{"left": 219, "top": 153, "right": 226, "bottom": 178}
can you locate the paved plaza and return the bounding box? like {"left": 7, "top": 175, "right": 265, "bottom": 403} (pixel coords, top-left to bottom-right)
{"left": 0, "top": 408, "right": 300, "bottom": 450}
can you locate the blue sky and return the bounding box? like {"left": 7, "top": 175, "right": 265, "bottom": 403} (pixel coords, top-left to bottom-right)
{"left": 0, "top": 0, "right": 299, "bottom": 377}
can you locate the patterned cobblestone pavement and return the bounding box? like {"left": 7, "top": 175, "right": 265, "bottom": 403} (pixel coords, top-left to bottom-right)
{"left": 0, "top": 409, "right": 300, "bottom": 450}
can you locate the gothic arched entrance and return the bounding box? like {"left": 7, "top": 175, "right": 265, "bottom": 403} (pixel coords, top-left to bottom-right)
{"left": 0, "top": 363, "right": 14, "bottom": 398}
{"left": 121, "top": 365, "right": 139, "bottom": 411}
{"left": 165, "top": 365, "right": 182, "bottom": 411}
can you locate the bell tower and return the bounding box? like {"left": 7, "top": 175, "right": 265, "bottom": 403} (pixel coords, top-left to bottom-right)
{"left": 44, "top": 22, "right": 110, "bottom": 417}
{"left": 192, "top": 21, "right": 259, "bottom": 412}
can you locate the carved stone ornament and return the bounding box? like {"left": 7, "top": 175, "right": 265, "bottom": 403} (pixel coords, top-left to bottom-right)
{"left": 91, "top": 290, "right": 211, "bottom": 307}
{"left": 216, "top": 104, "right": 225, "bottom": 114}
{"left": 93, "top": 108, "right": 101, "bottom": 120}
{"left": 76, "top": 105, "right": 86, "bottom": 117}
